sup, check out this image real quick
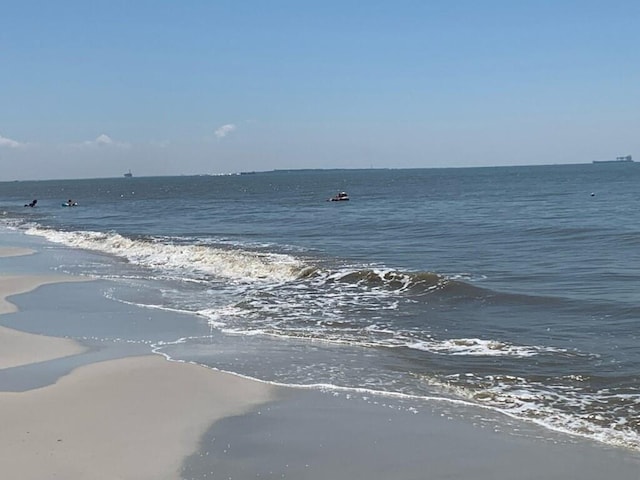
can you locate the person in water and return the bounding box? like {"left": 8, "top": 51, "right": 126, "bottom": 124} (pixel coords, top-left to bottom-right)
{"left": 24, "top": 199, "right": 37, "bottom": 207}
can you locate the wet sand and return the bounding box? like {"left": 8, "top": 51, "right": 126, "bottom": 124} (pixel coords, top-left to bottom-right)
{"left": 183, "top": 389, "right": 640, "bottom": 480}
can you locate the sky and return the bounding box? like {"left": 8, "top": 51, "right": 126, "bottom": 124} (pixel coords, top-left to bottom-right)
{"left": 1, "top": 0, "right": 639, "bottom": 180}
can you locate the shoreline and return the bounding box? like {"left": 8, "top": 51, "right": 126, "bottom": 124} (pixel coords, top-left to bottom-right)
{"left": 0, "top": 245, "right": 90, "bottom": 369}
{"left": 0, "top": 244, "right": 278, "bottom": 480}
{"left": 1, "top": 239, "right": 640, "bottom": 479}
{"left": 183, "top": 387, "right": 640, "bottom": 480}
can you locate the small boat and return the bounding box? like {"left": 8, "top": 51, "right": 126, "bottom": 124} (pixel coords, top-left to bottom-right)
{"left": 124, "top": 170, "right": 133, "bottom": 177}
{"left": 328, "top": 191, "right": 350, "bottom": 202}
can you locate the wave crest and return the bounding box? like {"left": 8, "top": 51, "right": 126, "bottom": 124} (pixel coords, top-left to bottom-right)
{"left": 25, "top": 226, "right": 306, "bottom": 282}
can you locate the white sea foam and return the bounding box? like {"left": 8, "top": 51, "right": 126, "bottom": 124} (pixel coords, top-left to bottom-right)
{"left": 24, "top": 226, "right": 306, "bottom": 283}
{"left": 409, "top": 338, "right": 566, "bottom": 357}
{"left": 431, "top": 373, "right": 640, "bottom": 451}
{"left": 195, "top": 298, "right": 560, "bottom": 360}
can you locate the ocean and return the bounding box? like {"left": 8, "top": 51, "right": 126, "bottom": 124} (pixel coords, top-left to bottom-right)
{"left": 0, "top": 164, "right": 638, "bottom": 451}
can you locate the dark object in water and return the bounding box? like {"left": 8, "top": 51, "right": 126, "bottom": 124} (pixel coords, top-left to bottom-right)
{"left": 328, "top": 192, "right": 350, "bottom": 202}
{"left": 24, "top": 199, "right": 37, "bottom": 207}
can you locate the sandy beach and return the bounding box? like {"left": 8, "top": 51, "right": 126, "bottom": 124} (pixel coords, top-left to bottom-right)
{"left": 0, "top": 355, "right": 276, "bottom": 480}
{"left": 0, "top": 245, "right": 277, "bottom": 480}
{"left": 0, "top": 246, "right": 35, "bottom": 259}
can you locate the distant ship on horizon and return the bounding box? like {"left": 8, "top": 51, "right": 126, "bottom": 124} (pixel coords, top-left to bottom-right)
{"left": 593, "top": 155, "right": 633, "bottom": 164}
{"left": 124, "top": 170, "right": 133, "bottom": 177}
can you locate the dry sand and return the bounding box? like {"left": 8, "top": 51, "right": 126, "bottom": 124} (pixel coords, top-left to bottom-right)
{"left": 0, "top": 246, "right": 35, "bottom": 258}
{"left": 0, "top": 355, "right": 276, "bottom": 480}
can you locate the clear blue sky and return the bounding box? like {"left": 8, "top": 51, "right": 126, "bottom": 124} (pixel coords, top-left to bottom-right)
{"left": 1, "top": 1, "right": 638, "bottom": 179}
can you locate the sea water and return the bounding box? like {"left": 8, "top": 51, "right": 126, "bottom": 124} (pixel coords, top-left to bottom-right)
{"left": 0, "top": 164, "right": 638, "bottom": 450}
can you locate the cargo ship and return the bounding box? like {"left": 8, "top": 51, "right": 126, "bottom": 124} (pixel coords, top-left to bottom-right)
{"left": 593, "top": 155, "right": 633, "bottom": 164}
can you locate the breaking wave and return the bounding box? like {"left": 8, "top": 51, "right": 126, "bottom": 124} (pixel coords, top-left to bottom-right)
{"left": 24, "top": 226, "right": 307, "bottom": 283}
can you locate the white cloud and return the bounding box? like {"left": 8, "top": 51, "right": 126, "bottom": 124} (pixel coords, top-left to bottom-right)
{"left": 77, "top": 134, "right": 130, "bottom": 148}
{"left": 214, "top": 124, "right": 236, "bottom": 139}
{"left": 0, "top": 134, "right": 23, "bottom": 148}
{"left": 95, "top": 133, "right": 114, "bottom": 145}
